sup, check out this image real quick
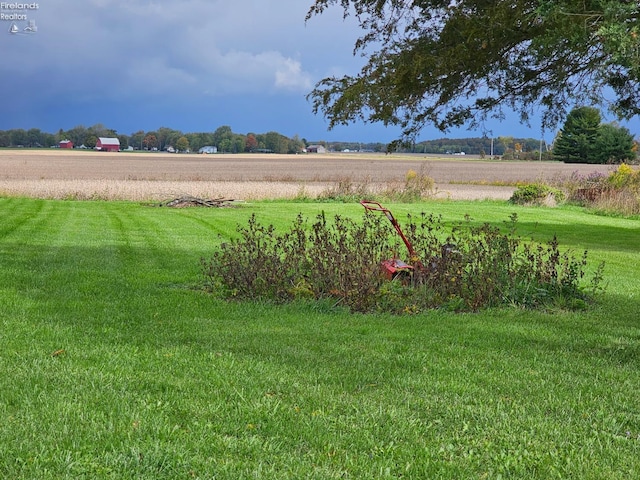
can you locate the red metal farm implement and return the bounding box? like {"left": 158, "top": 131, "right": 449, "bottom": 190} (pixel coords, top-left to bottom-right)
{"left": 360, "top": 200, "right": 425, "bottom": 280}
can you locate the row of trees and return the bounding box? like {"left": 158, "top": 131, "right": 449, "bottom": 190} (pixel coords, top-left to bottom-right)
{"left": 414, "top": 137, "right": 546, "bottom": 158}
{"left": 0, "top": 125, "right": 308, "bottom": 155}
{"left": 130, "top": 126, "right": 307, "bottom": 154}
{"left": 1, "top": 114, "right": 636, "bottom": 163}
{"left": 0, "top": 127, "right": 547, "bottom": 157}
{"left": 0, "top": 128, "right": 57, "bottom": 149}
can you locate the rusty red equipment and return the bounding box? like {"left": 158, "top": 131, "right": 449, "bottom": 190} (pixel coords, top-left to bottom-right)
{"left": 360, "top": 200, "right": 425, "bottom": 279}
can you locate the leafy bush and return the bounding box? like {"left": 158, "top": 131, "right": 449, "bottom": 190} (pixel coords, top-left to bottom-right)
{"left": 202, "top": 211, "right": 604, "bottom": 313}
{"left": 509, "top": 183, "right": 565, "bottom": 206}
{"left": 607, "top": 163, "right": 640, "bottom": 190}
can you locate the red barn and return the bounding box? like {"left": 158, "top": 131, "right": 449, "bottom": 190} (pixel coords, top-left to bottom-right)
{"left": 96, "top": 137, "right": 120, "bottom": 152}
{"left": 59, "top": 140, "right": 73, "bottom": 149}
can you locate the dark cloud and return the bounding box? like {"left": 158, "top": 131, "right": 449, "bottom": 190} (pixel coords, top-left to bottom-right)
{"left": 1, "top": 1, "right": 637, "bottom": 141}
{"left": 1, "top": 0, "right": 378, "bottom": 137}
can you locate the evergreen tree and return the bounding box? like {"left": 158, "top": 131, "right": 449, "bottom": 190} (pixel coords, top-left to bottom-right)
{"left": 592, "top": 123, "right": 635, "bottom": 164}
{"left": 553, "top": 107, "right": 601, "bottom": 163}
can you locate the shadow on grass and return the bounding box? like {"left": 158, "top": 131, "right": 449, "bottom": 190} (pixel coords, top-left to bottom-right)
{"left": 502, "top": 220, "right": 639, "bottom": 254}
{"left": 2, "top": 240, "right": 637, "bottom": 350}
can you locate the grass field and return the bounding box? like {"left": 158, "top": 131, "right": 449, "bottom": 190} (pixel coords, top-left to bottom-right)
{"left": 1, "top": 197, "right": 639, "bottom": 478}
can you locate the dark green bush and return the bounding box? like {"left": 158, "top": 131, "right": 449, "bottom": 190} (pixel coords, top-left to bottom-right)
{"left": 510, "top": 183, "right": 565, "bottom": 205}
{"left": 202, "top": 211, "right": 604, "bottom": 313}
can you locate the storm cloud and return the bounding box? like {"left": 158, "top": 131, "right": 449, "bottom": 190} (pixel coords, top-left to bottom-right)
{"left": 1, "top": 1, "right": 637, "bottom": 142}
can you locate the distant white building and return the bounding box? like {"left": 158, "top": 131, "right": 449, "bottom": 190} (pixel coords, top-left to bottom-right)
{"left": 199, "top": 146, "right": 217, "bottom": 154}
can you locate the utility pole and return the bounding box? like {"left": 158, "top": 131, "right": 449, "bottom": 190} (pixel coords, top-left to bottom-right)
{"left": 539, "top": 138, "right": 543, "bottom": 161}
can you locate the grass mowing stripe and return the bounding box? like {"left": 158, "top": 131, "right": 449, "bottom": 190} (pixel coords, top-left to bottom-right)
{"left": 0, "top": 198, "right": 639, "bottom": 478}
{"left": 0, "top": 197, "right": 46, "bottom": 239}
{"left": 0, "top": 198, "right": 64, "bottom": 245}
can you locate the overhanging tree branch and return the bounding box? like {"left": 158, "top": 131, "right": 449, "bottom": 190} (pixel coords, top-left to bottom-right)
{"left": 306, "top": 0, "right": 640, "bottom": 142}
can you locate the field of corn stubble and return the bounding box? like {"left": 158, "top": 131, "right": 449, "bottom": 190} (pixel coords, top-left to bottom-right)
{"left": 0, "top": 149, "right": 618, "bottom": 201}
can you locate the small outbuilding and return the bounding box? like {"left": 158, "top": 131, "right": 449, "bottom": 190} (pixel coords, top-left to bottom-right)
{"left": 59, "top": 140, "right": 73, "bottom": 149}
{"left": 96, "top": 137, "right": 120, "bottom": 152}
{"left": 306, "top": 145, "right": 327, "bottom": 154}
{"left": 199, "top": 146, "right": 217, "bottom": 154}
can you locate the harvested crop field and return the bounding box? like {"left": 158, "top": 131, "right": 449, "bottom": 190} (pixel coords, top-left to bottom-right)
{"left": 0, "top": 149, "right": 616, "bottom": 201}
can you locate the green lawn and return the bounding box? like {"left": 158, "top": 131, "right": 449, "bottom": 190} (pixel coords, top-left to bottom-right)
{"left": 0, "top": 197, "right": 639, "bottom": 479}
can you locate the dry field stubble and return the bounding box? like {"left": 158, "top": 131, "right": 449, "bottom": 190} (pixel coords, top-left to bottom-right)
{"left": 0, "top": 149, "right": 616, "bottom": 201}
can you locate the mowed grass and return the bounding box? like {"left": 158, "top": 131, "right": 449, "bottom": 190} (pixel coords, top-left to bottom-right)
{"left": 0, "top": 197, "right": 639, "bottom": 479}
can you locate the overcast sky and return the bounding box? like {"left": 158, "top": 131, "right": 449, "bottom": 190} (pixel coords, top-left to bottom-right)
{"left": 1, "top": 1, "right": 638, "bottom": 143}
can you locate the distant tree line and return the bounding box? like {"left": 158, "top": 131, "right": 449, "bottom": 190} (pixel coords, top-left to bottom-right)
{"left": 0, "top": 124, "right": 395, "bottom": 154}
{"left": 2, "top": 112, "right": 636, "bottom": 163}
{"left": 411, "top": 137, "right": 550, "bottom": 159}
{"left": 0, "top": 128, "right": 57, "bottom": 148}
{"left": 0, "top": 124, "right": 310, "bottom": 154}
{"left": 0, "top": 124, "right": 552, "bottom": 157}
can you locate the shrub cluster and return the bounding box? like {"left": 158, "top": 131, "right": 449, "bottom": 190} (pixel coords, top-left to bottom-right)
{"left": 565, "top": 164, "right": 640, "bottom": 216}
{"left": 509, "top": 183, "right": 565, "bottom": 206}
{"left": 510, "top": 164, "right": 640, "bottom": 216}
{"left": 202, "top": 210, "right": 604, "bottom": 313}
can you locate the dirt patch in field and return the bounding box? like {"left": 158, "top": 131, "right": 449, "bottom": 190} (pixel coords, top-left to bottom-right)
{"left": 0, "top": 149, "right": 615, "bottom": 201}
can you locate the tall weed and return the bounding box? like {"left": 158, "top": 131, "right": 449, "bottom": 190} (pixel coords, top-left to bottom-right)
{"left": 318, "top": 167, "right": 436, "bottom": 203}
{"left": 203, "top": 210, "right": 605, "bottom": 313}
{"left": 564, "top": 164, "right": 640, "bottom": 215}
